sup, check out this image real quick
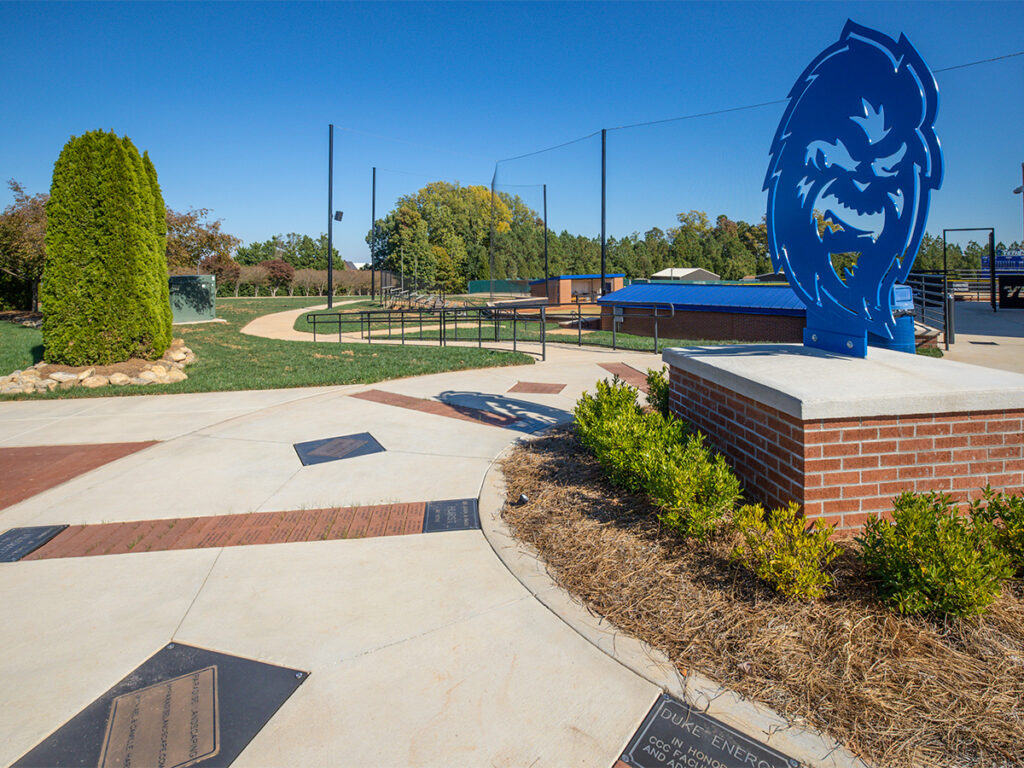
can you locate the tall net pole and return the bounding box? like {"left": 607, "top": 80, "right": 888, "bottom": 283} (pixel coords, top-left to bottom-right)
{"left": 371, "top": 166, "right": 376, "bottom": 300}
{"left": 600, "top": 128, "right": 607, "bottom": 296}
{"left": 327, "top": 124, "right": 334, "bottom": 309}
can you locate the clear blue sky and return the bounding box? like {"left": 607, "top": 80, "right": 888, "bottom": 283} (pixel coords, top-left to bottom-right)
{"left": 2, "top": 1, "right": 1022, "bottom": 264}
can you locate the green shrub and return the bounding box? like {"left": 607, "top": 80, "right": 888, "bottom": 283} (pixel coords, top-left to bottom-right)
{"left": 732, "top": 502, "right": 841, "bottom": 600}
{"left": 41, "top": 130, "right": 171, "bottom": 365}
{"left": 574, "top": 376, "right": 741, "bottom": 540}
{"left": 859, "top": 491, "right": 1013, "bottom": 617}
{"left": 645, "top": 365, "right": 670, "bottom": 417}
{"left": 972, "top": 486, "right": 1024, "bottom": 572}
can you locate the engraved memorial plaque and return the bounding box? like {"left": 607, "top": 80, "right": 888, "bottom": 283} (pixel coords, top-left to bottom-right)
{"left": 0, "top": 525, "right": 67, "bottom": 562}
{"left": 423, "top": 498, "right": 480, "bottom": 533}
{"left": 619, "top": 695, "right": 800, "bottom": 768}
{"left": 293, "top": 432, "right": 385, "bottom": 466}
{"left": 98, "top": 666, "right": 219, "bottom": 768}
{"left": 14, "top": 643, "right": 306, "bottom": 768}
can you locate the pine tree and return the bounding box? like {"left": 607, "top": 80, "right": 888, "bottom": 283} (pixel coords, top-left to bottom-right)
{"left": 41, "top": 130, "right": 173, "bottom": 365}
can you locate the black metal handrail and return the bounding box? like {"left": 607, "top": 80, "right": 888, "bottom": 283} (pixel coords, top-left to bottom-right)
{"left": 307, "top": 298, "right": 696, "bottom": 359}
{"left": 905, "top": 272, "right": 953, "bottom": 349}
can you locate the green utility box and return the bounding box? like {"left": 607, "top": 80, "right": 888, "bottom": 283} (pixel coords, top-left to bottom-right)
{"left": 169, "top": 275, "right": 217, "bottom": 323}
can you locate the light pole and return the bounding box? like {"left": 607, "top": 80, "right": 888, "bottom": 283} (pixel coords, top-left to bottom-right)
{"left": 1014, "top": 161, "right": 1023, "bottom": 241}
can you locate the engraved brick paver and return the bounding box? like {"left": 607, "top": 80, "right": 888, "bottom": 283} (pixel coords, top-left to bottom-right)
{"left": 0, "top": 441, "right": 158, "bottom": 511}
{"left": 508, "top": 381, "right": 566, "bottom": 395}
{"left": 351, "top": 389, "right": 519, "bottom": 428}
{"left": 21, "top": 501, "right": 441, "bottom": 560}
{"left": 598, "top": 363, "right": 649, "bottom": 392}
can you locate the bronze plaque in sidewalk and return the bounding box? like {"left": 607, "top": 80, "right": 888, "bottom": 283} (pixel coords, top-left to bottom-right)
{"left": 13, "top": 643, "right": 307, "bottom": 768}
{"left": 98, "top": 666, "right": 219, "bottom": 768}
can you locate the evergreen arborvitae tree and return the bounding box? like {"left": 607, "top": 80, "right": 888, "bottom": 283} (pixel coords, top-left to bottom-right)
{"left": 41, "top": 130, "right": 172, "bottom": 364}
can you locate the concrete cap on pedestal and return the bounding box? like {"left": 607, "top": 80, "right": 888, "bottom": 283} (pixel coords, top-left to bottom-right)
{"left": 662, "top": 345, "right": 1024, "bottom": 420}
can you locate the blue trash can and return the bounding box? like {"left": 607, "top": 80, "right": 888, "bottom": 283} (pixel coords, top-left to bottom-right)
{"left": 867, "top": 284, "right": 916, "bottom": 353}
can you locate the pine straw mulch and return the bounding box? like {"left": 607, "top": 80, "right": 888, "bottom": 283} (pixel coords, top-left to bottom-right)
{"left": 500, "top": 428, "right": 1024, "bottom": 768}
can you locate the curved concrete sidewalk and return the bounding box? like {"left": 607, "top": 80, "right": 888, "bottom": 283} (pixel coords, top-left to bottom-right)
{"left": 0, "top": 352, "right": 860, "bottom": 767}
{"left": 239, "top": 299, "right": 362, "bottom": 341}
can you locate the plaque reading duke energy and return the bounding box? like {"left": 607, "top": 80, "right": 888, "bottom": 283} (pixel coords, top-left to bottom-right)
{"left": 293, "top": 432, "right": 385, "bottom": 466}
{"left": 423, "top": 498, "right": 480, "bottom": 532}
{"left": 619, "top": 695, "right": 800, "bottom": 768}
{"left": 0, "top": 525, "right": 67, "bottom": 562}
{"left": 14, "top": 643, "right": 307, "bottom": 768}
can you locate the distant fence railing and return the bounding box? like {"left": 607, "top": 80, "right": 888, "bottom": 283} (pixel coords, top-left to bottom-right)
{"left": 467, "top": 279, "right": 531, "bottom": 295}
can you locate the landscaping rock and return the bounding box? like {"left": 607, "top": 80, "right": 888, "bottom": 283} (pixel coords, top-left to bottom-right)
{"left": 43, "top": 379, "right": 58, "bottom": 391}
{"left": 80, "top": 375, "right": 109, "bottom": 389}
{"left": 48, "top": 371, "right": 78, "bottom": 383}
{"left": 77, "top": 368, "right": 95, "bottom": 381}
{"left": 130, "top": 376, "right": 150, "bottom": 386}
{"left": 164, "top": 368, "right": 187, "bottom": 383}
{"left": 108, "top": 372, "right": 131, "bottom": 386}
{"left": 138, "top": 370, "right": 160, "bottom": 383}
{"left": 168, "top": 349, "right": 186, "bottom": 362}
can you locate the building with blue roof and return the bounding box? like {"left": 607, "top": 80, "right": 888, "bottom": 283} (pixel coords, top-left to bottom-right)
{"left": 596, "top": 282, "right": 807, "bottom": 343}
{"left": 530, "top": 273, "right": 625, "bottom": 307}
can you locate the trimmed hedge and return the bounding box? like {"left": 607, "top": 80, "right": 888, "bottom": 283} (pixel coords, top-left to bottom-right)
{"left": 860, "top": 491, "right": 1013, "bottom": 617}
{"left": 41, "top": 130, "right": 171, "bottom": 364}
{"left": 574, "top": 376, "right": 740, "bottom": 540}
{"left": 732, "top": 502, "right": 841, "bottom": 600}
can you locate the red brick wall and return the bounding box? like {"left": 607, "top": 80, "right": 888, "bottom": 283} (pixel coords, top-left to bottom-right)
{"left": 600, "top": 306, "right": 804, "bottom": 342}
{"left": 668, "top": 365, "right": 1024, "bottom": 532}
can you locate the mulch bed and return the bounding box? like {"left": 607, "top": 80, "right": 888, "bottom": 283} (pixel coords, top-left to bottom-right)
{"left": 500, "top": 428, "right": 1024, "bottom": 768}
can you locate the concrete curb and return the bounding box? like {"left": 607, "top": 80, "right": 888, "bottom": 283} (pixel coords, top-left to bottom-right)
{"left": 477, "top": 434, "right": 871, "bottom": 768}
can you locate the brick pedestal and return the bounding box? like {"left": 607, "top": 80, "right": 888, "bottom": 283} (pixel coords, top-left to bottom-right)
{"left": 663, "top": 345, "right": 1024, "bottom": 533}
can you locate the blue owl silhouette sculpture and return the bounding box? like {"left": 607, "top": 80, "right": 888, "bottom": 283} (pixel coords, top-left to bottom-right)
{"left": 765, "top": 21, "right": 943, "bottom": 357}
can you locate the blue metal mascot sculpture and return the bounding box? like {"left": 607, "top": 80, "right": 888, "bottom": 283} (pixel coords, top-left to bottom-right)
{"left": 765, "top": 21, "right": 943, "bottom": 357}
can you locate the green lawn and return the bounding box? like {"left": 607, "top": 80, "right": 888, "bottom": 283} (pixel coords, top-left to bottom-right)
{"left": 0, "top": 297, "right": 533, "bottom": 399}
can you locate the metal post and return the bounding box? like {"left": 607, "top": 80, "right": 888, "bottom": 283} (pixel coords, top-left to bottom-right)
{"left": 577, "top": 307, "right": 582, "bottom": 347}
{"left": 312, "top": 315, "right": 317, "bottom": 343}
{"left": 478, "top": 309, "right": 482, "bottom": 348}
{"left": 371, "top": 167, "right": 376, "bottom": 301}
{"left": 541, "top": 306, "right": 546, "bottom": 361}
{"left": 989, "top": 230, "right": 997, "bottom": 312}
{"left": 600, "top": 128, "right": 607, "bottom": 296}
{"left": 401, "top": 311, "right": 405, "bottom": 344}
{"left": 654, "top": 315, "right": 659, "bottom": 354}
{"left": 513, "top": 310, "right": 517, "bottom": 352}
{"left": 327, "top": 124, "right": 334, "bottom": 309}
{"left": 543, "top": 183, "right": 549, "bottom": 285}
{"left": 612, "top": 312, "right": 617, "bottom": 350}
{"left": 338, "top": 315, "right": 342, "bottom": 344}
{"left": 946, "top": 293, "right": 955, "bottom": 347}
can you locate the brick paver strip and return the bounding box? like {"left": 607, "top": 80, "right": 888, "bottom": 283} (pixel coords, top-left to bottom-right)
{"left": 598, "top": 362, "right": 649, "bottom": 392}
{"left": 508, "top": 381, "right": 566, "bottom": 395}
{"left": 0, "top": 441, "right": 158, "bottom": 511}
{"left": 351, "top": 389, "right": 519, "bottom": 428}
{"left": 22, "top": 500, "right": 434, "bottom": 561}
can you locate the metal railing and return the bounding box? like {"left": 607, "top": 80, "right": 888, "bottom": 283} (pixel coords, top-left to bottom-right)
{"left": 905, "top": 272, "right": 954, "bottom": 349}
{"left": 310, "top": 303, "right": 550, "bottom": 360}
{"left": 307, "top": 300, "right": 682, "bottom": 359}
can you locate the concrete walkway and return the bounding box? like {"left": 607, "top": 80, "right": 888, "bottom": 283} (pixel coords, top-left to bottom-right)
{"left": 239, "top": 300, "right": 363, "bottom": 342}
{"left": 943, "top": 301, "right": 1024, "bottom": 373}
{"left": 0, "top": 344, "right": 863, "bottom": 767}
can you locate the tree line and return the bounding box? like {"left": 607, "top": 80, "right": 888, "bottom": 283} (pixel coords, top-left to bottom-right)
{"left": 2, "top": 175, "right": 1016, "bottom": 310}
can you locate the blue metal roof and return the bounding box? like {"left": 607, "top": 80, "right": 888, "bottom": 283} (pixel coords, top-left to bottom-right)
{"left": 528, "top": 273, "right": 625, "bottom": 285}
{"left": 597, "top": 282, "right": 807, "bottom": 316}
